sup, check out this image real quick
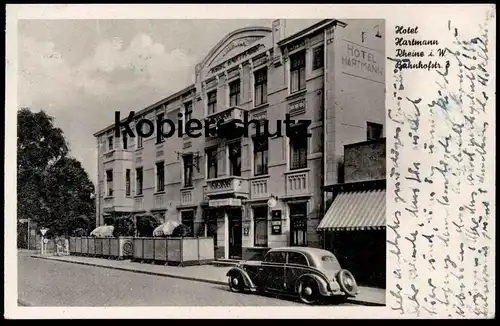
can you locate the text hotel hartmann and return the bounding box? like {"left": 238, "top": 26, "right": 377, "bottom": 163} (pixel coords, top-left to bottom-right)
{"left": 94, "top": 19, "right": 386, "bottom": 260}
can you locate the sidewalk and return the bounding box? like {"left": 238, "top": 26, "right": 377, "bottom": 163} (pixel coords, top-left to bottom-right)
{"left": 31, "top": 254, "right": 386, "bottom": 306}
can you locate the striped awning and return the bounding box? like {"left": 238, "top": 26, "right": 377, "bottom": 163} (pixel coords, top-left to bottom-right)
{"left": 317, "top": 189, "right": 386, "bottom": 231}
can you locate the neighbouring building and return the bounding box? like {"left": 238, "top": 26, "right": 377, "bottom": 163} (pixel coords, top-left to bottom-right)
{"left": 93, "top": 18, "right": 386, "bottom": 261}
{"left": 318, "top": 138, "right": 387, "bottom": 288}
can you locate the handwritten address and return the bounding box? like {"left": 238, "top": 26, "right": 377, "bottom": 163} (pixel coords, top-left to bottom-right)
{"left": 387, "top": 9, "right": 495, "bottom": 318}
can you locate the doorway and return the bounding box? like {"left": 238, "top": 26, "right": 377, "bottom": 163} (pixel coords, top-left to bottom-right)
{"left": 228, "top": 208, "right": 242, "bottom": 259}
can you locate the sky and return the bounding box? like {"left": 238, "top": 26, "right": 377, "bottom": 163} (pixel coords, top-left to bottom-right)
{"left": 18, "top": 19, "right": 321, "bottom": 186}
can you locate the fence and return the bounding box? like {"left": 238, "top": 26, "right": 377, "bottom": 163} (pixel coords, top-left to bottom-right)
{"left": 69, "top": 237, "right": 134, "bottom": 259}
{"left": 69, "top": 236, "right": 214, "bottom": 266}
{"left": 36, "top": 238, "right": 70, "bottom": 256}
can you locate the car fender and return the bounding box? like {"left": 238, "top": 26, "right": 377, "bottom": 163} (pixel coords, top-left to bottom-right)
{"left": 295, "top": 273, "right": 330, "bottom": 296}
{"left": 226, "top": 267, "right": 256, "bottom": 289}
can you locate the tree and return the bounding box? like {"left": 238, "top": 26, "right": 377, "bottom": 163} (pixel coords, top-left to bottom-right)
{"left": 17, "top": 108, "right": 95, "bottom": 236}
{"left": 17, "top": 108, "right": 68, "bottom": 223}
{"left": 43, "top": 157, "right": 96, "bottom": 236}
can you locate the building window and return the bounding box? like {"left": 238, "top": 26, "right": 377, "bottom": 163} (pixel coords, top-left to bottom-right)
{"left": 105, "top": 169, "right": 113, "bottom": 197}
{"left": 207, "top": 90, "right": 217, "bottom": 114}
{"left": 107, "top": 135, "right": 114, "bottom": 151}
{"left": 253, "top": 137, "right": 268, "bottom": 176}
{"left": 122, "top": 131, "right": 128, "bottom": 150}
{"left": 156, "top": 161, "right": 165, "bottom": 192}
{"left": 205, "top": 210, "right": 218, "bottom": 247}
{"left": 312, "top": 45, "right": 324, "bottom": 70}
{"left": 229, "top": 80, "right": 241, "bottom": 107}
{"left": 290, "top": 51, "right": 306, "bottom": 93}
{"left": 367, "top": 122, "right": 383, "bottom": 140}
{"left": 253, "top": 206, "right": 268, "bottom": 247}
{"left": 228, "top": 142, "right": 241, "bottom": 177}
{"left": 181, "top": 210, "right": 195, "bottom": 237}
{"left": 157, "top": 113, "right": 165, "bottom": 143}
{"left": 125, "top": 169, "right": 131, "bottom": 196}
{"left": 289, "top": 202, "right": 307, "bottom": 246}
{"left": 184, "top": 101, "right": 193, "bottom": 123}
{"left": 183, "top": 154, "right": 193, "bottom": 187}
{"left": 136, "top": 167, "right": 143, "bottom": 195}
{"left": 254, "top": 68, "right": 268, "bottom": 106}
{"left": 290, "top": 127, "right": 308, "bottom": 170}
{"left": 206, "top": 147, "right": 218, "bottom": 179}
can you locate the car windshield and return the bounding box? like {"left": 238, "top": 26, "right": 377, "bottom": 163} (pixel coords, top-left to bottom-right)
{"left": 320, "top": 255, "right": 341, "bottom": 270}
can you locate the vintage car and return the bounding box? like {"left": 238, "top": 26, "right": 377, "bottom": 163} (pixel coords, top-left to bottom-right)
{"left": 226, "top": 247, "right": 358, "bottom": 304}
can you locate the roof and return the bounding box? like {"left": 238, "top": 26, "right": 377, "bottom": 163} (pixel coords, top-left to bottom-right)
{"left": 269, "top": 246, "right": 333, "bottom": 256}
{"left": 93, "top": 84, "right": 195, "bottom": 137}
{"left": 317, "top": 189, "right": 386, "bottom": 231}
{"left": 277, "top": 18, "right": 347, "bottom": 47}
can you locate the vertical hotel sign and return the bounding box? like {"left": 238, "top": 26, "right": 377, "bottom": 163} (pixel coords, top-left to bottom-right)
{"left": 341, "top": 41, "right": 384, "bottom": 82}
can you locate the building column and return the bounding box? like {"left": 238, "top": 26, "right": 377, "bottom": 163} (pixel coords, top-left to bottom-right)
{"left": 224, "top": 209, "right": 229, "bottom": 259}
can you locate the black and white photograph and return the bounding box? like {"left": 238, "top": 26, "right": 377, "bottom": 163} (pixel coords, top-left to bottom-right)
{"left": 7, "top": 3, "right": 495, "bottom": 320}
{"left": 16, "top": 17, "right": 386, "bottom": 307}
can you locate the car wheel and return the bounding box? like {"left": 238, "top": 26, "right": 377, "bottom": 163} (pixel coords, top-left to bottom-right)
{"left": 337, "top": 269, "right": 358, "bottom": 297}
{"left": 298, "top": 278, "right": 320, "bottom": 305}
{"left": 228, "top": 273, "right": 245, "bottom": 293}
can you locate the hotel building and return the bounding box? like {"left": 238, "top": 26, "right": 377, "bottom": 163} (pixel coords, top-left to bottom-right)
{"left": 94, "top": 19, "right": 386, "bottom": 261}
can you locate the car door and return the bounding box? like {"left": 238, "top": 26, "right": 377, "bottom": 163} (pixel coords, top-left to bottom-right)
{"left": 285, "top": 251, "right": 310, "bottom": 293}
{"left": 256, "top": 251, "right": 287, "bottom": 291}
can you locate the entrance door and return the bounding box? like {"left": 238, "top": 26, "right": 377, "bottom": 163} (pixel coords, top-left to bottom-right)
{"left": 228, "top": 208, "right": 242, "bottom": 259}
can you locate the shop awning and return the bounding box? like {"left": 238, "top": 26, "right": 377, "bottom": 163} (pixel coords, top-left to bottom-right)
{"left": 317, "top": 189, "right": 386, "bottom": 231}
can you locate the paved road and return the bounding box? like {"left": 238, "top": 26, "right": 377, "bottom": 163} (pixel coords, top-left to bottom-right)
{"left": 18, "top": 252, "right": 354, "bottom": 307}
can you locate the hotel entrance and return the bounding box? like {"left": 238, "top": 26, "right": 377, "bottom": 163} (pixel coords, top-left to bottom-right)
{"left": 228, "top": 208, "right": 242, "bottom": 259}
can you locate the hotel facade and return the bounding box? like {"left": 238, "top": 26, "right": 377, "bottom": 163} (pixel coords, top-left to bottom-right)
{"left": 94, "top": 19, "right": 386, "bottom": 260}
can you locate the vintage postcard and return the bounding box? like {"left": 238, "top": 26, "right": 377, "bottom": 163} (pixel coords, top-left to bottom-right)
{"left": 5, "top": 4, "right": 495, "bottom": 319}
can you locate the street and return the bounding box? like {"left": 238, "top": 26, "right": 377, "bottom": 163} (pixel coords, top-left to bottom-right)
{"left": 18, "top": 252, "right": 355, "bottom": 307}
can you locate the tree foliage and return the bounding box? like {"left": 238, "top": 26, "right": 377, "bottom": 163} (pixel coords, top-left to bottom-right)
{"left": 17, "top": 108, "right": 95, "bottom": 236}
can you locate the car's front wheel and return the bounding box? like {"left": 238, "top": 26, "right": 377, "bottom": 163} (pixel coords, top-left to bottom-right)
{"left": 228, "top": 273, "right": 245, "bottom": 293}
{"left": 298, "top": 278, "right": 321, "bottom": 305}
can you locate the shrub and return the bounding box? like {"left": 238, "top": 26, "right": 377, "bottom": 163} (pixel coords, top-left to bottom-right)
{"left": 113, "top": 215, "right": 135, "bottom": 237}
{"left": 72, "top": 228, "right": 87, "bottom": 237}
{"left": 172, "top": 224, "right": 192, "bottom": 237}
{"left": 136, "top": 214, "right": 160, "bottom": 237}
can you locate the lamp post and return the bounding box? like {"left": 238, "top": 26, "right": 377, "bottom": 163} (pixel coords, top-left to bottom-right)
{"left": 40, "top": 228, "right": 48, "bottom": 255}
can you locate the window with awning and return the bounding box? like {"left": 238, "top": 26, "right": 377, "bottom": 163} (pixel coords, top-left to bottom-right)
{"left": 317, "top": 189, "right": 386, "bottom": 231}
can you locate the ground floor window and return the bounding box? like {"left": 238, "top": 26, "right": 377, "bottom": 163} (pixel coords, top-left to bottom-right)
{"left": 181, "top": 210, "right": 195, "bottom": 237}
{"left": 253, "top": 206, "right": 268, "bottom": 247}
{"left": 289, "top": 202, "right": 307, "bottom": 246}
{"left": 205, "top": 210, "right": 218, "bottom": 247}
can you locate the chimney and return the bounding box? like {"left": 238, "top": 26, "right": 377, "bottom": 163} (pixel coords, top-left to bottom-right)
{"left": 272, "top": 19, "right": 286, "bottom": 65}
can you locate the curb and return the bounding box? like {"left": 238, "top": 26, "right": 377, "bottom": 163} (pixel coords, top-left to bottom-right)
{"left": 31, "top": 255, "right": 385, "bottom": 307}
{"left": 31, "top": 255, "right": 226, "bottom": 286}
